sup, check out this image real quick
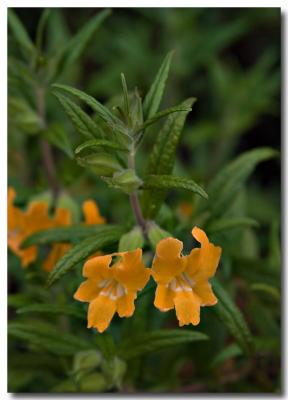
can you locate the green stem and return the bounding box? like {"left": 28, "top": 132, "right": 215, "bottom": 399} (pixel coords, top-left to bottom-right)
{"left": 128, "top": 146, "right": 147, "bottom": 233}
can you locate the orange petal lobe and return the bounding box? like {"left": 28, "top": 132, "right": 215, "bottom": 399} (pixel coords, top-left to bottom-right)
{"left": 117, "top": 292, "right": 136, "bottom": 317}
{"left": 87, "top": 295, "right": 116, "bottom": 332}
{"left": 83, "top": 200, "right": 106, "bottom": 225}
{"left": 174, "top": 291, "right": 201, "bottom": 326}
{"left": 154, "top": 284, "right": 174, "bottom": 311}
{"left": 74, "top": 279, "right": 101, "bottom": 302}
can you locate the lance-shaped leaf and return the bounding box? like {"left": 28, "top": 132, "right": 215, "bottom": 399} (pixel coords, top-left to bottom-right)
{"left": 52, "top": 91, "right": 104, "bottom": 139}
{"left": 142, "top": 98, "right": 196, "bottom": 218}
{"left": 206, "top": 217, "right": 259, "bottom": 234}
{"left": 8, "top": 321, "right": 90, "bottom": 355}
{"left": 211, "top": 278, "right": 254, "bottom": 355}
{"left": 208, "top": 147, "right": 279, "bottom": 217}
{"left": 135, "top": 103, "right": 192, "bottom": 136}
{"left": 22, "top": 225, "right": 121, "bottom": 247}
{"left": 75, "top": 139, "right": 128, "bottom": 155}
{"left": 52, "top": 9, "right": 111, "bottom": 79}
{"left": 47, "top": 226, "right": 124, "bottom": 286}
{"left": 143, "top": 175, "right": 208, "bottom": 199}
{"left": 8, "top": 9, "right": 35, "bottom": 57}
{"left": 52, "top": 84, "right": 127, "bottom": 135}
{"left": 42, "top": 123, "right": 73, "bottom": 158}
{"left": 143, "top": 50, "right": 174, "bottom": 119}
{"left": 17, "top": 303, "right": 85, "bottom": 319}
{"left": 119, "top": 329, "right": 208, "bottom": 360}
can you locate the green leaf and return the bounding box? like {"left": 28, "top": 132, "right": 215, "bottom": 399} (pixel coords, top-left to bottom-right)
{"left": 52, "top": 92, "right": 104, "bottom": 139}
{"left": 119, "top": 329, "right": 208, "bottom": 360}
{"left": 8, "top": 321, "right": 90, "bottom": 355}
{"left": 206, "top": 217, "right": 259, "bottom": 234}
{"left": 210, "top": 343, "right": 242, "bottom": 368}
{"left": 143, "top": 175, "right": 208, "bottom": 199}
{"left": 208, "top": 147, "right": 279, "bottom": 217}
{"left": 8, "top": 9, "right": 35, "bottom": 57}
{"left": 135, "top": 103, "right": 192, "bottom": 135}
{"left": 22, "top": 224, "right": 123, "bottom": 247}
{"left": 120, "top": 73, "right": 131, "bottom": 125}
{"left": 35, "top": 9, "right": 51, "bottom": 54}
{"left": 102, "top": 169, "right": 143, "bottom": 194}
{"left": 77, "top": 153, "right": 122, "bottom": 177}
{"left": 212, "top": 278, "right": 254, "bottom": 355}
{"left": 143, "top": 51, "right": 174, "bottom": 119}
{"left": 42, "top": 123, "right": 73, "bottom": 158}
{"left": 250, "top": 283, "right": 280, "bottom": 301}
{"left": 52, "top": 84, "right": 126, "bottom": 134}
{"left": 47, "top": 226, "right": 124, "bottom": 286}
{"left": 16, "top": 303, "right": 85, "bottom": 319}
{"left": 53, "top": 9, "right": 111, "bottom": 78}
{"left": 142, "top": 98, "right": 196, "bottom": 218}
{"left": 75, "top": 139, "right": 128, "bottom": 155}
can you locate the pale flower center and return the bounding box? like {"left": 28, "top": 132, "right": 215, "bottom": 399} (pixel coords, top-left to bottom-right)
{"left": 97, "top": 278, "right": 126, "bottom": 300}
{"left": 168, "top": 272, "right": 195, "bottom": 293}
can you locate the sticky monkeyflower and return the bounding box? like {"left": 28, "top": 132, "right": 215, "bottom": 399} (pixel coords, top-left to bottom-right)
{"left": 74, "top": 249, "right": 150, "bottom": 333}
{"left": 151, "top": 226, "right": 222, "bottom": 327}
{"left": 42, "top": 208, "right": 72, "bottom": 272}
{"left": 8, "top": 187, "right": 53, "bottom": 267}
{"left": 82, "top": 200, "right": 106, "bottom": 225}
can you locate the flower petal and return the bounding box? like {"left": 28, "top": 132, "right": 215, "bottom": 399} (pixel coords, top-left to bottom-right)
{"left": 43, "top": 243, "right": 71, "bottom": 272}
{"left": 54, "top": 208, "right": 72, "bottom": 226}
{"left": 152, "top": 237, "right": 185, "bottom": 284}
{"left": 113, "top": 249, "right": 150, "bottom": 291}
{"left": 154, "top": 284, "right": 174, "bottom": 311}
{"left": 186, "top": 227, "right": 222, "bottom": 281}
{"left": 74, "top": 279, "right": 101, "bottom": 302}
{"left": 174, "top": 291, "right": 201, "bottom": 326}
{"left": 193, "top": 281, "right": 217, "bottom": 306}
{"left": 87, "top": 295, "right": 116, "bottom": 332}
{"left": 83, "top": 200, "right": 106, "bottom": 225}
{"left": 83, "top": 255, "right": 112, "bottom": 280}
{"left": 117, "top": 292, "right": 136, "bottom": 317}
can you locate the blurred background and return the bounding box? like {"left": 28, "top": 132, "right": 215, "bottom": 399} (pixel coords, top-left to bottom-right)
{"left": 8, "top": 8, "right": 281, "bottom": 393}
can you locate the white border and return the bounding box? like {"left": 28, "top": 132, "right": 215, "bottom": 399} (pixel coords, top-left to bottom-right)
{"left": 2, "top": 2, "right": 287, "bottom": 400}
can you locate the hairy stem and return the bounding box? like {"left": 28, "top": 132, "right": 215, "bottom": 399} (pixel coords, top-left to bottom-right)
{"left": 36, "top": 86, "right": 60, "bottom": 198}
{"left": 128, "top": 146, "right": 147, "bottom": 233}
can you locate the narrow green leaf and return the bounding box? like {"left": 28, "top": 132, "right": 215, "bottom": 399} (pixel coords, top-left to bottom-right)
{"left": 8, "top": 9, "right": 35, "bottom": 56}
{"left": 8, "top": 321, "right": 90, "bottom": 355}
{"left": 119, "top": 329, "right": 208, "bottom": 360}
{"left": 42, "top": 123, "right": 73, "bottom": 158}
{"left": 142, "top": 98, "right": 196, "bottom": 218}
{"left": 53, "top": 9, "right": 111, "bottom": 78}
{"left": 143, "top": 175, "right": 208, "bottom": 199}
{"left": 75, "top": 139, "right": 128, "bottom": 155}
{"left": 206, "top": 217, "right": 259, "bottom": 234}
{"left": 250, "top": 283, "right": 280, "bottom": 301}
{"left": 208, "top": 147, "right": 279, "bottom": 217}
{"left": 52, "top": 84, "right": 125, "bottom": 134}
{"left": 47, "top": 226, "right": 124, "bottom": 286}
{"left": 22, "top": 224, "right": 123, "bottom": 247}
{"left": 17, "top": 303, "right": 85, "bottom": 319}
{"left": 212, "top": 278, "right": 254, "bottom": 355}
{"left": 36, "top": 9, "right": 51, "bottom": 54}
{"left": 120, "top": 73, "right": 131, "bottom": 125}
{"left": 143, "top": 51, "right": 174, "bottom": 119}
{"left": 135, "top": 104, "right": 192, "bottom": 135}
{"left": 210, "top": 343, "right": 242, "bottom": 368}
{"left": 52, "top": 92, "right": 104, "bottom": 139}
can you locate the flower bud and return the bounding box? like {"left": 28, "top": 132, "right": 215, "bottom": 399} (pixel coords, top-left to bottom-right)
{"left": 77, "top": 153, "right": 122, "bottom": 177}
{"left": 118, "top": 226, "right": 144, "bottom": 252}
{"left": 147, "top": 221, "right": 172, "bottom": 249}
{"left": 104, "top": 169, "right": 143, "bottom": 194}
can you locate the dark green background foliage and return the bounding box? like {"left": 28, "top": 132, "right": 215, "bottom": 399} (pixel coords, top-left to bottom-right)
{"left": 8, "top": 8, "right": 281, "bottom": 393}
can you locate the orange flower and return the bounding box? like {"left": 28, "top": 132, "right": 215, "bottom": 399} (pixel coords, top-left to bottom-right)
{"left": 8, "top": 187, "right": 53, "bottom": 267}
{"left": 74, "top": 249, "right": 150, "bottom": 333}
{"left": 151, "top": 227, "right": 222, "bottom": 327}
{"left": 178, "top": 201, "right": 193, "bottom": 219}
{"left": 82, "top": 200, "right": 106, "bottom": 225}
{"left": 42, "top": 208, "right": 72, "bottom": 272}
